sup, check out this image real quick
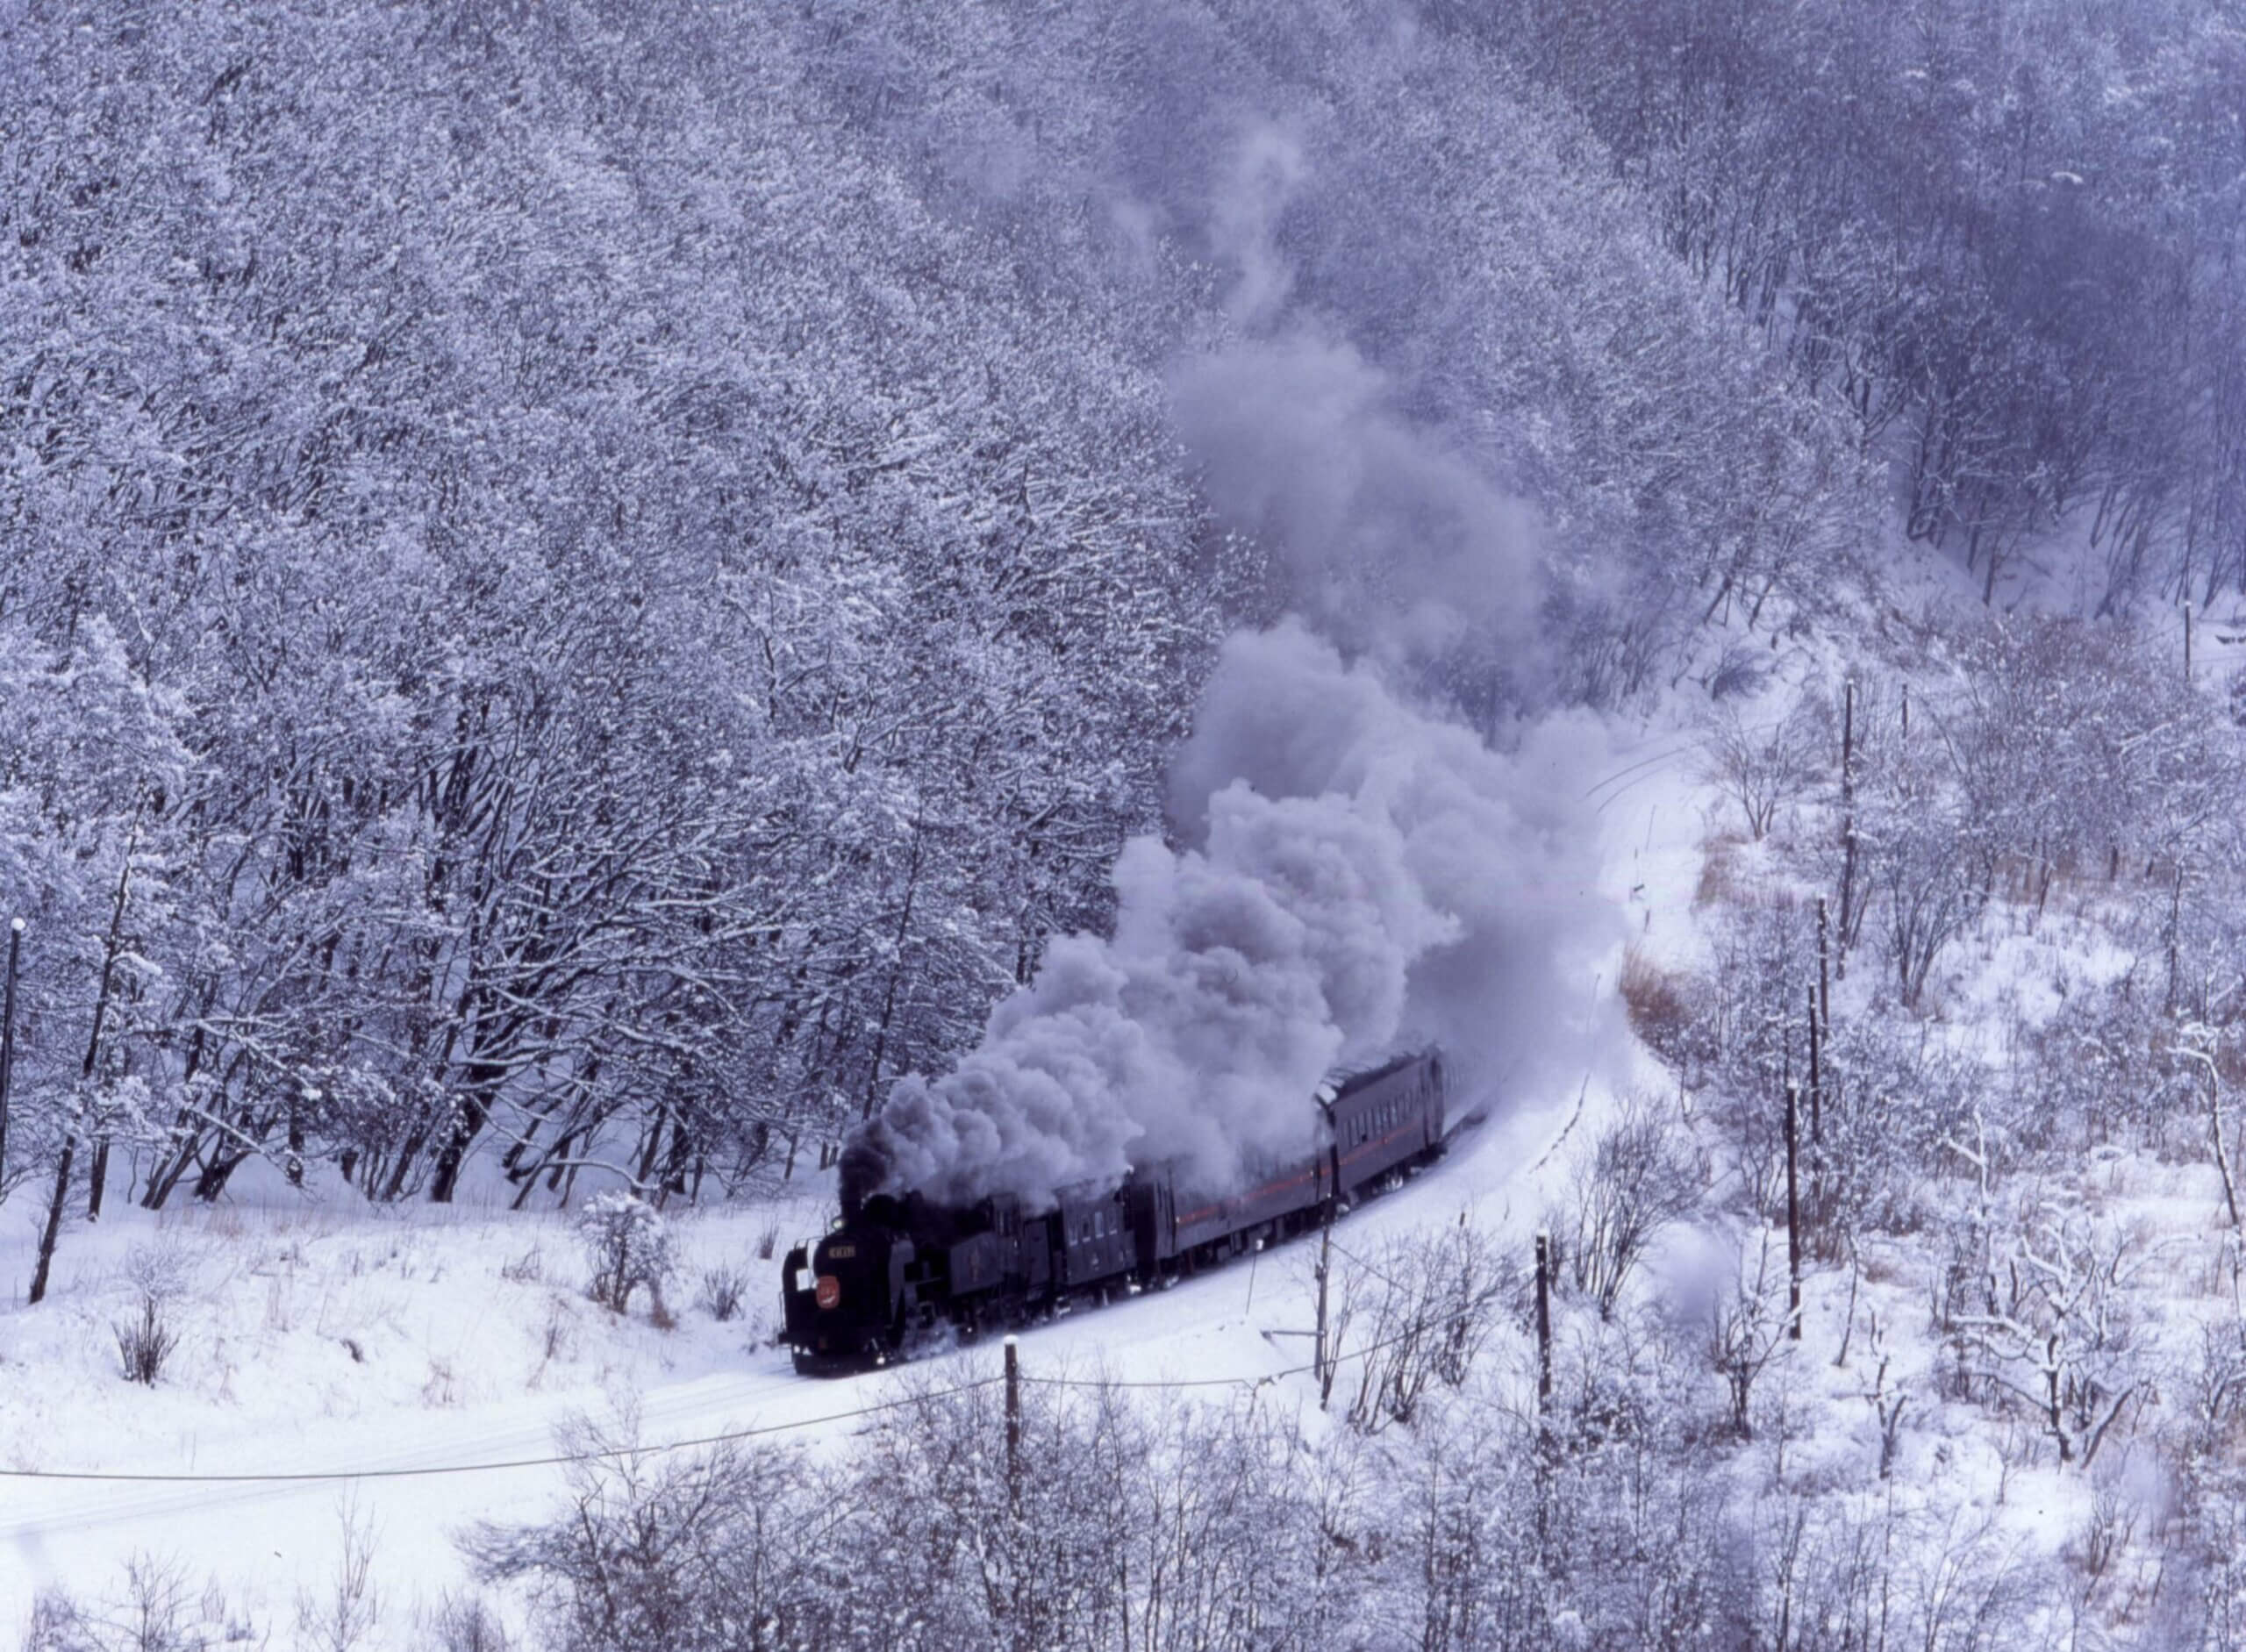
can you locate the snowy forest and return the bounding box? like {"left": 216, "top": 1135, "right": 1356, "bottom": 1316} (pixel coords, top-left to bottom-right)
{"left": 6, "top": 0, "right": 2246, "bottom": 1644}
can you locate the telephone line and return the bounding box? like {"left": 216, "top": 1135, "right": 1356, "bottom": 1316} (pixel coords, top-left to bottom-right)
{"left": 0, "top": 1299, "right": 1495, "bottom": 1484}
{"left": 0, "top": 1377, "right": 1004, "bottom": 1486}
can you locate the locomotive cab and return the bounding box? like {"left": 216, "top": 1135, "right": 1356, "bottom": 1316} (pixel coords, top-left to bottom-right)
{"left": 783, "top": 1221, "right": 914, "bottom": 1375}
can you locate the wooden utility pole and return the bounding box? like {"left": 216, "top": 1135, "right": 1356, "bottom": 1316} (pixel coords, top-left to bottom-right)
{"left": 1806, "top": 986, "right": 1822, "bottom": 1149}
{"left": 2167, "top": 866, "right": 2185, "bottom": 1015}
{"left": 1313, "top": 1202, "right": 1334, "bottom": 1401}
{"left": 1004, "top": 1334, "right": 1021, "bottom": 1507}
{"left": 1836, "top": 682, "right": 1857, "bottom": 981}
{"left": 0, "top": 918, "right": 19, "bottom": 1187}
{"left": 1534, "top": 1230, "right": 1553, "bottom": 1411}
{"left": 1785, "top": 1082, "right": 1803, "bottom": 1341}
{"left": 1001, "top": 1333, "right": 1026, "bottom": 1652}
{"left": 1816, "top": 896, "right": 1830, "bottom": 1037}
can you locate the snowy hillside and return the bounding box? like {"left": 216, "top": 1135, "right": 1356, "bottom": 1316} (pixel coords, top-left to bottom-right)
{"left": 5, "top": 0, "right": 2244, "bottom": 1646}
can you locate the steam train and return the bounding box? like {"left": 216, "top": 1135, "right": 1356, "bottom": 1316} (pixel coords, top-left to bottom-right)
{"left": 781, "top": 1048, "right": 1446, "bottom": 1375}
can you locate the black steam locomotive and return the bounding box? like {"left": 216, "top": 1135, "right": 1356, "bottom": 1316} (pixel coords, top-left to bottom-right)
{"left": 781, "top": 1048, "right": 1446, "bottom": 1374}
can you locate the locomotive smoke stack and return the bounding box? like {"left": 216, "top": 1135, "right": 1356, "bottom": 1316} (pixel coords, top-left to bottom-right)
{"left": 837, "top": 1130, "right": 889, "bottom": 1221}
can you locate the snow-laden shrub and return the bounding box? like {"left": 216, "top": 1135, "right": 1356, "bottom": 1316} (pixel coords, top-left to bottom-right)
{"left": 1327, "top": 1225, "right": 1514, "bottom": 1432}
{"left": 696, "top": 1264, "right": 748, "bottom": 1323}
{"left": 112, "top": 1245, "right": 186, "bottom": 1387}
{"left": 1552, "top": 1091, "right": 1706, "bottom": 1319}
{"left": 464, "top": 1418, "right": 815, "bottom": 1652}
{"left": 577, "top": 1193, "right": 676, "bottom": 1315}
{"left": 423, "top": 1591, "right": 515, "bottom": 1652}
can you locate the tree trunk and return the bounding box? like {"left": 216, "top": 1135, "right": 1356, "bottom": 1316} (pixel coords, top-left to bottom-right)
{"left": 27, "top": 1125, "right": 76, "bottom": 1304}
{"left": 36, "top": 812, "right": 140, "bottom": 1302}
{"left": 85, "top": 1136, "right": 110, "bottom": 1219}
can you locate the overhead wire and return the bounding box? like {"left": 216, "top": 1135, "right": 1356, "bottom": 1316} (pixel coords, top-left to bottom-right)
{"left": 1020, "top": 1309, "right": 1483, "bottom": 1392}
{"left": 0, "top": 1377, "right": 1005, "bottom": 1485}
{"left": 0, "top": 1297, "right": 1493, "bottom": 1484}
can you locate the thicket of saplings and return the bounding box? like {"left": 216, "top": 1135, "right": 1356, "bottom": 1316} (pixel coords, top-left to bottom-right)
{"left": 33, "top": 605, "right": 2246, "bottom": 1647}
{"left": 25, "top": 1088, "right": 2245, "bottom": 1651}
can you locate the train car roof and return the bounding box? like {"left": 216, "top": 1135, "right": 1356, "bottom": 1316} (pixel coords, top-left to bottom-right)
{"left": 1315, "top": 1044, "right": 1438, "bottom": 1105}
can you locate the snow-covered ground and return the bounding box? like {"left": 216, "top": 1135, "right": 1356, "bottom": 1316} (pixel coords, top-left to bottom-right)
{"left": 0, "top": 1087, "right": 1598, "bottom": 1629}
{"left": 0, "top": 726, "right": 1673, "bottom": 1634}
{"left": 14, "top": 674, "right": 2212, "bottom": 1643}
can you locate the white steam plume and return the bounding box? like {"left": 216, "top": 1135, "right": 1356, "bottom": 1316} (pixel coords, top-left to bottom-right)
{"left": 852, "top": 624, "right": 1620, "bottom": 1210}
{"left": 845, "top": 120, "right": 1625, "bottom": 1212}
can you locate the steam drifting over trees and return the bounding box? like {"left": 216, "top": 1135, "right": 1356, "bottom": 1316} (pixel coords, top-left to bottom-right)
{"left": 0, "top": 0, "right": 1817, "bottom": 1211}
